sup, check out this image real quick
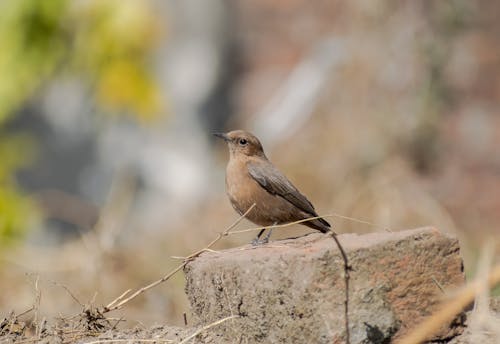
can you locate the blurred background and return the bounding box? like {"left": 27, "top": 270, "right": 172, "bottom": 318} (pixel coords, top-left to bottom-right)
{"left": 0, "top": 0, "right": 499, "bottom": 327}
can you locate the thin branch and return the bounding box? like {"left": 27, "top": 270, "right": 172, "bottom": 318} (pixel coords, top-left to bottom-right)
{"left": 16, "top": 306, "right": 35, "bottom": 318}
{"left": 52, "top": 281, "right": 84, "bottom": 308}
{"left": 103, "top": 204, "right": 256, "bottom": 313}
{"left": 329, "top": 232, "right": 351, "bottom": 344}
{"left": 171, "top": 249, "right": 218, "bottom": 261}
{"left": 178, "top": 315, "right": 239, "bottom": 344}
{"left": 105, "top": 265, "right": 186, "bottom": 312}
{"left": 105, "top": 289, "right": 132, "bottom": 309}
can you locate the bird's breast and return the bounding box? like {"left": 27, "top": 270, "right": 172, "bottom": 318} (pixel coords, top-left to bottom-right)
{"left": 225, "top": 160, "right": 257, "bottom": 215}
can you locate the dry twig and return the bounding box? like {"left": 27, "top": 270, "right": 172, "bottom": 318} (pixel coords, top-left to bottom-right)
{"left": 329, "top": 232, "right": 351, "bottom": 344}
{"left": 102, "top": 204, "right": 256, "bottom": 313}
{"left": 178, "top": 315, "right": 239, "bottom": 344}
{"left": 52, "top": 281, "right": 84, "bottom": 308}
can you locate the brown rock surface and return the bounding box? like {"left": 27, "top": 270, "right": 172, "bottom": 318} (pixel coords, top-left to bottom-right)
{"left": 184, "top": 227, "right": 465, "bottom": 343}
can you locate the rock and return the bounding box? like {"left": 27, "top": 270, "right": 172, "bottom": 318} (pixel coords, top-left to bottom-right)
{"left": 184, "top": 227, "right": 465, "bottom": 343}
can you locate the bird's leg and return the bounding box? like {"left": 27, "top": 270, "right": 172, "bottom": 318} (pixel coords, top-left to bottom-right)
{"left": 251, "top": 223, "right": 276, "bottom": 246}
{"left": 261, "top": 223, "right": 276, "bottom": 243}
{"left": 256, "top": 228, "right": 266, "bottom": 239}
{"left": 251, "top": 228, "right": 267, "bottom": 246}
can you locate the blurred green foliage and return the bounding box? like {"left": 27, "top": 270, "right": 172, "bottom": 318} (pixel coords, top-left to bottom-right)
{"left": 0, "top": 0, "right": 67, "bottom": 125}
{"left": 0, "top": 0, "right": 164, "bottom": 247}
{"left": 69, "top": 0, "right": 163, "bottom": 119}
{"left": 0, "top": 134, "right": 38, "bottom": 244}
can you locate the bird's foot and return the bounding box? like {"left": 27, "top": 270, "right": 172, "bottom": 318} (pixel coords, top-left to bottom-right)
{"left": 250, "top": 228, "right": 273, "bottom": 246}
{"left": 251, "top": 237, "right": 269, "bottom": 246}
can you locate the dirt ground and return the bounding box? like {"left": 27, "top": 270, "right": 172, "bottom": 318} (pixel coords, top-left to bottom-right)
{"left": 1, "top": 300, "right": 499, "bottom": 344}
{"left": 0, "top": 306, "right": 195, "bottom": 344}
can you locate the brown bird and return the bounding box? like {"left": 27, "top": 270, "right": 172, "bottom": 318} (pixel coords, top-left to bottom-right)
{"left": 214, "top": 130, "right": 332, "bottom": 245}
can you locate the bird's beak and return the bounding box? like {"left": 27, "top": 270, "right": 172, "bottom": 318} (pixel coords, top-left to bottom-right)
{"left": 213, "top": 132, "right": 230, "bottom": 142}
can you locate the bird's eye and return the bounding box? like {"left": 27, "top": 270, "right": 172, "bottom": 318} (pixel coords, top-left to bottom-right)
{"left": 238, "top": 138, "right": 248, "bottom": 146}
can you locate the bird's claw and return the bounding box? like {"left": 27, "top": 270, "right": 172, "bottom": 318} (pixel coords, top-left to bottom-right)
{"left": 251, "top": 237, "right": 269, "bottom": 246}
{"left": 251, "top": 228, "right": 273, "bottom": 246}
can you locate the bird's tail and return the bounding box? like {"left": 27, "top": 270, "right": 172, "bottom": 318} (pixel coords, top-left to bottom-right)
{"left": 304, "top": 217, "right": 332, "bottom": 233}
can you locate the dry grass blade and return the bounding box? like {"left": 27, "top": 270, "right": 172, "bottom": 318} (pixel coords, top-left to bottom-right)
{"left": 105, "top": 265, "right": 186, "bottom": 312}
{"left": 103, "top": 204, "right": 256, "bottom": 313}
{"left": 83, "top": 338, "right": 174, "bottom": 344}
{"left": 226, "top": 212, "right": 390, "bottom": 236}
{"left": 105, "top": 289, "right": 132, "bottom": 309}
{"left": 178, "top": 315, "right": 239, "bottom": 344}
{"left": 52, "top": 281, "right": 84, "bottom": 307}
{"left": 329, "top": 212, "right": 392, "bottom": 232}
{"left": 398, "top": 264, "right": 500, "bottom": 344}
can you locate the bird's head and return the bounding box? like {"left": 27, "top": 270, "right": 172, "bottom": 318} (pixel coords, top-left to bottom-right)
{"left": 213, "top": 130, "right": 266, "bottom": 158}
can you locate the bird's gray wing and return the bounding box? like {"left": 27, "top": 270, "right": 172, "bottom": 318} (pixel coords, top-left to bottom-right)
{"left": 247, "top": 160, "right": 317, "bottom": 216}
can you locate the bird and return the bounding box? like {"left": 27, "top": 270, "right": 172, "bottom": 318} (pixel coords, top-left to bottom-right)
{"left": 214, "top": 130, "right": 332, "bottom": 245}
